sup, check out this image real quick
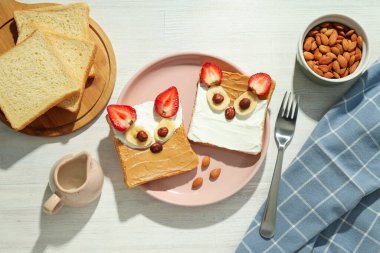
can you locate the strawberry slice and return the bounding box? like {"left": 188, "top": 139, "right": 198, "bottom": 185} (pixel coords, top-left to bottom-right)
{"left": 154, "top": 86, "right": 179, "bottom": 118}
{"left": 248, "top": 73, "right": 272, "bottom": 95}
{"left": 107, "top": 105, "right": 137, "bottom": 131}
{"left": 200, "top": 62, "right": 222, "bottom": 87}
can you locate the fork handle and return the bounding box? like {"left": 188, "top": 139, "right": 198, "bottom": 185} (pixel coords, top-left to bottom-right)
{"left": 259, "top": 148, "right": 284, "bottom": 239}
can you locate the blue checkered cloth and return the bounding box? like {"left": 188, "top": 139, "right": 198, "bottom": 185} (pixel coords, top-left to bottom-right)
{"left": 236, "top": 60, "right": 380, "bottom": 253}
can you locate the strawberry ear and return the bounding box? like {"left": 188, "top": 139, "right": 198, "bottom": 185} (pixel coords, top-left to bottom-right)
{"left": 200, "top": 62, "right": 223, "bottom": 87}
{"left": 107, "top": 104, "right": 137, "bottom": 131}
{"left": 248, "top": 73, "right": 272, "bottom": 96}
{"left": 154, "top": 86, "right": 179, "bottom": 118}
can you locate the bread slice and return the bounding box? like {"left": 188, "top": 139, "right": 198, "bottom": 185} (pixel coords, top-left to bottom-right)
{"left": 44, "top": 31, "right": 97, "bottom": 112}
{"left": 14, "top": 3, "right": 95, "bottom": 78}
{"left": 108, "top": 120, "right": 199, "bottom": 188}
{"left": 0, "top": 31, "right": 80, "bottom": 130}
{"left": 14, "top": 3, "right": 90, "bottom": 44}
{"left": 187, "top": 71, "right": 276, "bottom": 155}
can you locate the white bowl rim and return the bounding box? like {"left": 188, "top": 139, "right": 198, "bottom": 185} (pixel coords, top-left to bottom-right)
{"left": 298, "top": 13, "right": 370, "bottom": 84}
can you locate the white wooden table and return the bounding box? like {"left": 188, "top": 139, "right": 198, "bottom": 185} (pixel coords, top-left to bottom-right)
{"left": 1, "top": 1, "right": 379, "bottom": 252}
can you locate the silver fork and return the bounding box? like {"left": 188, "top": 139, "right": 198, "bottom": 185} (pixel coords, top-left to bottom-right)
{"left": 259, "top": 92, "right": 299, "bottom": 239}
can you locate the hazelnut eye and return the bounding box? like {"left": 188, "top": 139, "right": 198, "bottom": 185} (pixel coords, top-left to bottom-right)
{"left": 136, "top": 130, "right": 148, "bottom": 142}
{"left": 239, "top": 98, "right": 251, "bottom": 110}
{"left": 234, "top": 91, "right": 257, "bottom": 116}
{"left": 212, "top": 93, "right": 224, "bottom": 104}
{"left": 157, "top": 127, "right": 169, "bottom": 137}
{"left": 206, "top": 86, "right": 230, "bottom": 112}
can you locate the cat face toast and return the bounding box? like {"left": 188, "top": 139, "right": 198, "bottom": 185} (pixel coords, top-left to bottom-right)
{"left": 107, "top": 87, "right": 198, "bottom": 188}
{"left": 188, "top": 63, "right": 275, "bottom": 155}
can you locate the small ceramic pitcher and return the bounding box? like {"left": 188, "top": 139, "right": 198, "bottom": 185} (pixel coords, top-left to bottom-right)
{"left": 43, "top": 151, "right": 104, "bottom": 215}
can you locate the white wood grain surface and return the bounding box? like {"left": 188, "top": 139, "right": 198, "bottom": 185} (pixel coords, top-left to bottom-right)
{"left": 1, "top": 1, "right": 380, "bottom": 252}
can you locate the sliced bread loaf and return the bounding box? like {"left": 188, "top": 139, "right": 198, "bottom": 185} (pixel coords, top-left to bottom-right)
{"left": 0, "top": 31, "right": 80, "bottom": 130}
{"left": 14, "top": 3, "right": 90, "bottom": 44}
{"left": 44, "top": 31, "right": 97, "bottom": 112}
{"left": 14, "top": 3, "right": 95, "bottom": 78}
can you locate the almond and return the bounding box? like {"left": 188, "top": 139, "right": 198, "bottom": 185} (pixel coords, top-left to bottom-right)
{"left": 201, "top": 156, "right": 211, "bottom": 169}
{"left": 355, "top": 48, "right": 362, "bottom": 61}
{"left": 209, "top": 168, "right": 221, "bottom": 180}
{"left": 337, "top": 44, "right": 344, "bottom": 54}
{"left": 320, "top": 22, "right": 331, "bottom": 28}
{"left": 350, "top": 51, "right": 356, "bottom": 56}
{"left": 337, "top": 35, "right": 345, "bottom": 40}
{"left": 320, "top": 27, "right": 328, "bottom": 34}
{"left": 348, "top": 41, "right": 357, "bottom": 52}
{"left": 321, "top": 33, "right": 329, "bottom": 46}
{"left": 303, "top": 37, "right": 314, "bottom": 51}
{"left": 326, "top": 52, "right": 337, "bottom": 60}
{"left": 333, "top": 71, "right": 340, "bottom": 78}
{"left": 343, "top": 52, "right": 351, "bottom": 62}
{"left": 342, "top": 39, "right": 349, "bottom": 50}
{"left": 307, "top": 60, "right": 316, "bottom": 69}
{"left": 307, "top": 29, "right": 319, "bottom": 37}
{"left": 329, "top": 31, "right": 338, "bottom": 46}
{"left": 192, "top": 177, "right": 203, "bottom": 189}
{"left": 339, "top": 31, "right": 346, "bottom": 37}
{"left": 337, "top": 55, "right": 348, "bottom": 68}
{"left": 313, "top": 65, "right": 323, "bottom": 76}
{"left": 357, "top": 36, "right": 363, "bottom": 49}
{"left": 319, "top": 65, "right": 330, "bottom": 73}
{"left": 333, "top": 60, "right": 341, "bottom": 72}
{"left": 316, "top": 34, "right": 322, "bottom": 46}
{"left": 333, "top": 22, "right": 344, "bottom": 30}
{"left": 351, "top": 33, "right": 357, "bottom": 42}
{"left": 331, "top": 46, "right": 340, "bottom": 56}
{"left": 342, "top": 69, "right": 349, "bottom": 77}
{"left": 328, "top": 62, "right": 333, "bottom": 71}
{"left": 304, "top": 51, "right": 314, "bottom": 61}
{"left": 311, "top": 41, "right": 318, "bottom": 51}
{"left": 338, "top": 67, "right": 346, "bottom": 75}
{"left": 319, "top": 55, "right": 332, "bottom": 65}
{"left": 349, "top": 61, "right": 359, "bottom": 74}
{"left": 314, "top": 49, "right": 322, "bottom": 60}
{"left": 349, "top": 55, "right": 355, "bottom": 67}
{"left": 324, "top": 72, "right": 334, "bottom": 79}
{"left": 319, "top": 45, "right": 330, "bottom": 54}
{"left": 346, "top": 30, "right": 355, "bottom": 37}
{"left": 325, "top": 28, "right": 334, "bottom": 37}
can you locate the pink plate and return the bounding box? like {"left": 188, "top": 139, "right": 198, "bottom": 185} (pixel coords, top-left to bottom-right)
{"left": 117, "top": 52, "right": 270, "bottom": 206}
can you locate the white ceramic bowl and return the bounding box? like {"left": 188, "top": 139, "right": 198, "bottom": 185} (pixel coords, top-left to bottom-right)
{"left": 296, "top": 14, "right": 370, "bottom": 86}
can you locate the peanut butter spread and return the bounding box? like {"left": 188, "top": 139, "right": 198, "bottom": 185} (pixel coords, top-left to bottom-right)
{"left": 220, "top": 71, "right": 273, "bottom": 102}
{"left": 111, "top": 123, "right": 198, "bottom": 188}
{"left": 220, "top": 71, "right": 250, "bottom": 105}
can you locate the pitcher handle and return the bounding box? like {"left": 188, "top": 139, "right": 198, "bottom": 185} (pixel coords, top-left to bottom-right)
{"left": 43, "top": 193, "right": 63, "bottom": 215}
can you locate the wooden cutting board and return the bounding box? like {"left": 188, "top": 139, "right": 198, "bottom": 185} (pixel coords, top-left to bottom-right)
{"left": 0, "top": 0, "right": 116, "bottom": 136}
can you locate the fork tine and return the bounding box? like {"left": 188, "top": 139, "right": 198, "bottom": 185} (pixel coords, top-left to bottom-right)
{"left": 293, "top": 95, "right": 299, "bottom": 120}
{"left": 288, "top": 94, "right": 295, "bottom": 118}
{"left": 284, "top": 92, "right": 292, "bottom": 118}
{"left": 278, "top": 92, "right": 288, "bottom": 117}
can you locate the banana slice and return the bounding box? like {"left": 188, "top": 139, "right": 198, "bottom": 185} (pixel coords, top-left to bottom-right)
{"left": 206, "top": 86, "right": 230, "bottom": 112}
{"left": 234, "top": 91, "right": 258, "bottom": 116}
{"left": 154, "top": 118, "right": 176, "bottom": 143}
{"left": 125, "top": 125, "right": 153, "bottom": 149}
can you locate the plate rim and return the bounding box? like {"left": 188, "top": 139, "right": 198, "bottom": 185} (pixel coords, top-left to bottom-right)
{"left": 117, "top": 51, "right": 270, "bottom": 207}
